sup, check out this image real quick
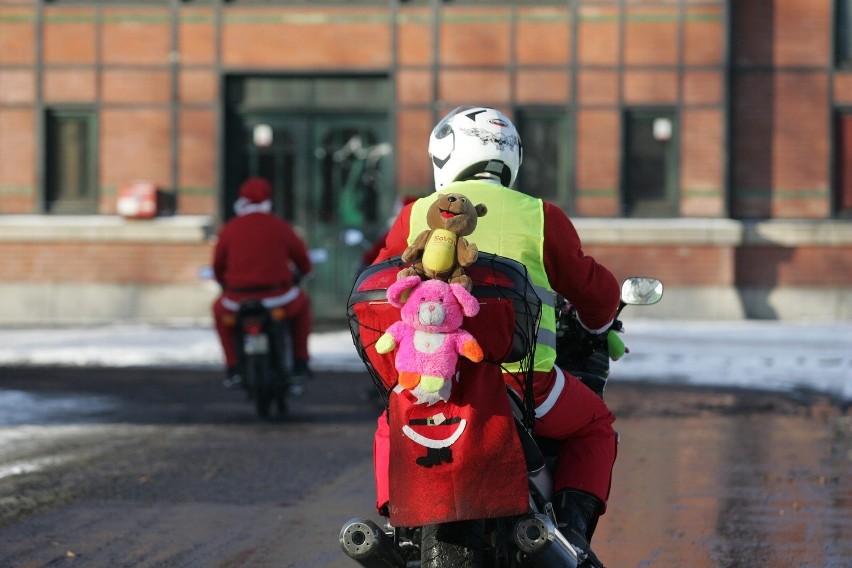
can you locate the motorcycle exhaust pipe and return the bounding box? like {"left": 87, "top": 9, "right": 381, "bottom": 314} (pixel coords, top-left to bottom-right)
{"left": 339, "top": 517, "right": 405, "bottom": 568}
{"left": 514, "top": 514, "right": 580, "bottom": 568}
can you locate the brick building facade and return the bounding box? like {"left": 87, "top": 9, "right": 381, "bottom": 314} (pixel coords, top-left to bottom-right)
{"left": 0, "top": 0, "right": 850, "bottom": 323}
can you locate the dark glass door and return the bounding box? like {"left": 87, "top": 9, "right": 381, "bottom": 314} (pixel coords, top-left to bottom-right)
{"left": 229, "top": 113, "right": 391, "bottom": 320}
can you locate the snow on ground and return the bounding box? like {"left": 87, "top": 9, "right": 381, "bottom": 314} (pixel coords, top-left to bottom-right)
{"left": 0, "top": 320, "right": 849, "bottom": 401}
{"left": 616, "top": 320, "right": 852, "bottom": 401}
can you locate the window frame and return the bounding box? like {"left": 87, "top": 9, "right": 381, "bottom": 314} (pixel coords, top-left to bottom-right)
{"left": 515, "top": 106, "right": 575, "bottom": 214}
{"left": 834, "top": 108, "right": 852, "bottom": 218}
{"left": 621, "top": 107, "right": 680, "bottom": 218}
{"left": 836, "top": 0, "right": 852, "bottom": 69}
{"left": 44, "top": 107, "right": 99, "bottom": 215}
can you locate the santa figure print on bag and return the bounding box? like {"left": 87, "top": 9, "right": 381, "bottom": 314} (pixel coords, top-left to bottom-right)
{"left": 375, "top": 275, "right": 483, "bottom": 466}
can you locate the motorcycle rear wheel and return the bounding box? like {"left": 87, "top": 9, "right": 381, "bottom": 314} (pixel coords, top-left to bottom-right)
{"left": 255, "top": 386, "right": 272, "bottom": 419}
{"left": 420, "top": 521, "right": 484, "bottom": 568}
{"left": 245, "top": 354, "right": 274, "bottom": 419}
{"left": 257, "top": 382, "right": 291, "bottom": 420}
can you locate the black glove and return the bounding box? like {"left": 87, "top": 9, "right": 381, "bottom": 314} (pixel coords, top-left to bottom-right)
{"left": 554, "top": 304, "right": 608, "bottom": 374}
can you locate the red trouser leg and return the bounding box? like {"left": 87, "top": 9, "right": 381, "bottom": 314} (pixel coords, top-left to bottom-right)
{"left": 213, "top": 291, "right": 312, "bottom": 367}
{"left": 534, "top": 370, "right": 618, "bottom": 512}
{"left": 212, "top": 296, "right": 238, "bottom": 368}
{"left": 284, "top": 291, "right": 312, "bottom": 361}
{"left": 374, "top": 411, "right": 391, "bottom": 514}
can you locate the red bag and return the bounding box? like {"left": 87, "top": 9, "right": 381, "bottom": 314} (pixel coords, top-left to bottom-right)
{"left": 348, "top": 256, "right": 537, "bottom": 526}
{"left": 386, "top": 356, "right": 528, "bottom": 526}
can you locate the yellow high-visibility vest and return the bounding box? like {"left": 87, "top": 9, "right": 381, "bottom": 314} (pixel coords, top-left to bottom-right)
{"left": 408, "top": 180, "right": 556, "bottom": 372}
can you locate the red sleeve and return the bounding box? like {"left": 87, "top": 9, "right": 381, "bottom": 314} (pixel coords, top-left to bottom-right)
{"left": 373, "top": 202, "right": 415, "bottom": 263}
{"left": 284, "top": 223, "right": 312, "bottom": 276}
{"left": 542, "top": 203, "right": 620, "bottom": 331}
{"left": 212, "top": 225, "right": 229, "bottom": 286}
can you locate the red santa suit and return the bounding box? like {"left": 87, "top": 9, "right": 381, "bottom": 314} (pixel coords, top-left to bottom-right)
{"left": 212, "top": 177, "right": 312, "bottom": 370}
{"left": 371, "top": 185, "right": 620, "bottom": 515}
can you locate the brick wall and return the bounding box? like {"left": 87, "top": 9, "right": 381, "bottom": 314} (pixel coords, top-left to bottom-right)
{"left": 0, "top": 216, "right": 849, "bottom": 323}
{"left": 0, "top": 241, "right": 211, "bottom": 285}
{"left": 2, "top": 1, "right": 848, "bottom": 219}
{"left": 0, "top": 216, "right": 216, "bottom": 324}
{"left": 0, "top": 217, "right": 213, "bottom": 284}
{"left": 1, "top": 1, "right": 851, "bottom": 322}
{"left": 731, "top": 0, "right": 835, "bottom": 219}
{"left": 576, "top": 219, "right": 852, "bottom": 319}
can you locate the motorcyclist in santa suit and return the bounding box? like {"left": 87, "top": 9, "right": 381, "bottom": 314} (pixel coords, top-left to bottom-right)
{"left": 212, "top": 176, "right": 314, "bottom": 386}
{"left": 372, "top": 106, "right": 620, "bottom": 567}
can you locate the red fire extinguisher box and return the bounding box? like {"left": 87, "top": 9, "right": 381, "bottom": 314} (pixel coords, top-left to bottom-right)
{"left": 116, "top": 181, "right": 163, "bottom": 219}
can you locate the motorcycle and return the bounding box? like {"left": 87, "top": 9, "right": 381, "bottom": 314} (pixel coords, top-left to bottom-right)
{"left": 340, "top": 252, "right": 663, "bottom": 567}
{"left": 225, "top": 297, "right": 303, "bottom": 420}
{"left": 207, "top": 262, "right": 317, "bottom": 421}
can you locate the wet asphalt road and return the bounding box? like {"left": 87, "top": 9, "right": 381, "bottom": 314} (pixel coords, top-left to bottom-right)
{"left": 0, "top": 367, "right": 382, "bottom": 568}
{"left": 0, "top": 367, "right": 849, "bottom": 568}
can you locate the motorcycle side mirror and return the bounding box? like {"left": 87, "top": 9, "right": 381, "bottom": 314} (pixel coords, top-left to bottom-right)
{"left": 621, "top": 277, "right": 663, "bottom": 306}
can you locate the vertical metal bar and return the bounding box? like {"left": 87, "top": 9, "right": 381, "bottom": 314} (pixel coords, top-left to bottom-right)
{"left": 617, "top": 0, "right": 626, "bottom": 215}
{"left": 35, "top": 0, "right": 45, "bottom": 213}
{"left": 431, "top": 0, "right": 440, "bottom": 125}
{"left": 569, "top": 0, "right": 579, "bottom": 213}
{"left": 390, "top": 0, "right": 399, "bottom": 204}
{"left": 677, "top": 0, "right": 684, "bottom": 214}
{"left": 827, "top": 0, "right": 837, "bottom": 217}
{"left": 677, "top": 0, "right": 684, "bottom": 104}
{"left": 96, "top": 1, "right": 104, "bottom": 210}
{"left": 170, "top": 0, "right": 180, "bottom": 208}
{"left": 722, "top": 0, "right": 732, "bottom": 218}
{"left": 215, "top": 0, "right": 225, "bottom": 222}
{"left": 509, "top": 3, "right": 516, "bottom": 110}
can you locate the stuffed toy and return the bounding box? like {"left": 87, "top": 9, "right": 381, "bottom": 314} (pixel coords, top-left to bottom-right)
{"left": 399, "top": 193, "right": 487, "bottom": 291}
{"left": 375, "top": 275, "right": 483, "bottom": 406}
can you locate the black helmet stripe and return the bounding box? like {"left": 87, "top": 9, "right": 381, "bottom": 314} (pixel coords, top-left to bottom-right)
{"left": 463, "top": 109, "right": 487, "bottom": 122}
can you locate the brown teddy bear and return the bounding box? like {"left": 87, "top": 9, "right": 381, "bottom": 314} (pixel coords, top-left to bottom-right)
{"left": 398, "top": 193, "right": 487, "bottom": 291}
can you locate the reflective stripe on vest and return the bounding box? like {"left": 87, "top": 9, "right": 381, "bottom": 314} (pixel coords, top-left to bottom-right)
{"left": 408, "top": 181, "right": 557, "bottom": 372}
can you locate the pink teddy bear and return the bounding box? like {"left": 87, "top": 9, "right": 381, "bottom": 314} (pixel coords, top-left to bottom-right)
{"left": 376, "top": 275, "right": 484, "bottom": 405}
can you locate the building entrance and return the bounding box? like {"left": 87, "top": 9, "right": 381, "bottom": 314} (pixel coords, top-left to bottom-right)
{"left": 224, "top": 76, "right": 393, "bottom": 320}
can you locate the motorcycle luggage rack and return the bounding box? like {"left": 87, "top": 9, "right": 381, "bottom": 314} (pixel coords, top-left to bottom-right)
{"left": 347, "top": 252, "right": 542, "bottom": 430}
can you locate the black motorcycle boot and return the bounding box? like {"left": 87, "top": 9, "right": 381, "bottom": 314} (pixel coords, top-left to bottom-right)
{"left": 553, "top": 489, "right": 606, "bottom": 568}
{"left": 222, "top": 365, "right": 243, "bottom": 389}
{"left": 291, "top": 358, "right": 313, "bottom": 380}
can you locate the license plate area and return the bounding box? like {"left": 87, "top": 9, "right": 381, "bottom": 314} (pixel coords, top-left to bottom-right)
{"left": 243, "top": 333, "right": 269, "bottom": 354}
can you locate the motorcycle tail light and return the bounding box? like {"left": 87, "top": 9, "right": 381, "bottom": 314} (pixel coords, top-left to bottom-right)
{"left": 244, "top": 322, "right": 263, "bottom": 335}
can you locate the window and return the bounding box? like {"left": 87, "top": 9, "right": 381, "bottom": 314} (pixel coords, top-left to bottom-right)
{"left": 45, "top": 108, "right": 98, "bottom": 214}
{"left": 836, "top": 110, "right": 852, "bottom": 218}
{"left": 515, "top": 107, "right": 574, "bottom": 212}
{"left": 622, "top": 109, "right": 679, "bottom": 217}
{"left": 837, "top": 0, "right": 852, "bottom": 69}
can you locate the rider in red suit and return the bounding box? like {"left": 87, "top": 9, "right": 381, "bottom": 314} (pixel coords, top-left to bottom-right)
{"left": 212, "top": 177, "right": 313, "bottom": 384}
{"left": 372, "top": 107, "right": 619, "bottom": 567}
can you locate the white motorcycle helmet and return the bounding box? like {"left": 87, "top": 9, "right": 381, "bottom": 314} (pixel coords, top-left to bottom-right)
{"left": 428, "top": 105, "right": 523, "bottom": 191}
